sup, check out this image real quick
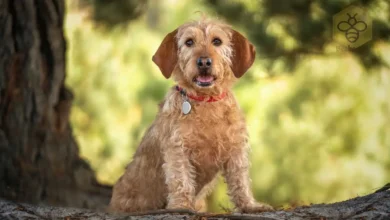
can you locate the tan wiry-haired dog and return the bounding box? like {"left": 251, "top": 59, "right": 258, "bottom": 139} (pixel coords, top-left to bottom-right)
{"left": 109, "top": 18, "right": 274, "bottom": 213}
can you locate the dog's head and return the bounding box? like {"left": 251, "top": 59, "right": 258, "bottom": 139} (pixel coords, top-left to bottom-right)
{"left": 152, "top": 19, "right": 255, "bottom": 94}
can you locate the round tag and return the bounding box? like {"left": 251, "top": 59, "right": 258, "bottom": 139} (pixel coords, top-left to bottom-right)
{"left": 182, "top": 101, "right": 191, "bottom": 115}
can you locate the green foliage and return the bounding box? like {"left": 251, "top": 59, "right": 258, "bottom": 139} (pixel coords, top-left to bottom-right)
{"left": 77, "top": 0, "right": 148, "bottom": 27}
{"left": 207, "top": 0, "right": 390, "bottom": 73}
{"left": 65, "top": 0, "right": 390, "bottom": 212}
{"left": 206, "top": 0, "right": 390, "bottom": 207}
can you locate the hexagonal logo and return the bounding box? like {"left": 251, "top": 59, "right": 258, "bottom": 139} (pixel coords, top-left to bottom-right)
{"left": 333, "top": 5, "right": 372, "bottom": 49}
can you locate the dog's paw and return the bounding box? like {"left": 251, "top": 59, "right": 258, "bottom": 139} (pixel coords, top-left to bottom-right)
{"left": 240, "top": 202, "right": 275, "bottom": 213}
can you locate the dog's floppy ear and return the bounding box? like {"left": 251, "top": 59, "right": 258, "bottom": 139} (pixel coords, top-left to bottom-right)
{"left": 152, "top": 29, "right": 178, "bottom": 79}
{"left": 230, "top": 30, "right": 256, "bottom": 78}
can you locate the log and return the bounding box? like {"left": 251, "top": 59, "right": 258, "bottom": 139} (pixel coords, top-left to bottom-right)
{"left": 1, "top": 191, "right": 389, "bottom": 220}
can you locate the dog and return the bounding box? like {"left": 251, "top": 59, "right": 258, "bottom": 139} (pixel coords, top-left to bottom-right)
{"left": 109, "top": 18, "right": 274, "bottom": 213}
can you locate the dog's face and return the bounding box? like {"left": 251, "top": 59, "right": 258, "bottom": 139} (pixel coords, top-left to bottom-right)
{"left": 153, "top": 19, "right": 255, "bottom": 94}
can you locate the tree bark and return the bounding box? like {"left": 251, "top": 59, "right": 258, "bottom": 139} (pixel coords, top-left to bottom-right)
{"left": 0, "top": 0, "right": 111, "bottom": 209}
{"left": 0, "top": 191, "right": 389, "bottom": 220}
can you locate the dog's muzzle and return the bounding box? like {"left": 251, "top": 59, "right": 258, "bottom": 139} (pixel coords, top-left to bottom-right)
{"left": 195, "top": 57, "right": 214, "bottom": 87}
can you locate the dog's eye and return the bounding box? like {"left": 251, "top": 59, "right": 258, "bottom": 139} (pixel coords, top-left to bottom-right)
{"left": 212, "top": 38, "right": 222, "bottom": 46}
{"left": 185, "top": 39, "right": 194, "bottom": 47}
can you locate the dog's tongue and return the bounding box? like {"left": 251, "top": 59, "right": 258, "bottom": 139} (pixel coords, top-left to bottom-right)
{"left": 196, "top": 76, "right": 214, "bottom": 83}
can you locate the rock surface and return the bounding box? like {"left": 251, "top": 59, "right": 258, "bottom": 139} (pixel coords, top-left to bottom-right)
{"left": 1, "top": 191, "right": 389, "bottom": 220}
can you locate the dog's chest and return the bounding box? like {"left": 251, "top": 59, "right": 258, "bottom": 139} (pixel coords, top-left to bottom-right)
{"left": 178, "top": 102, "right": 246, "bottom": 167}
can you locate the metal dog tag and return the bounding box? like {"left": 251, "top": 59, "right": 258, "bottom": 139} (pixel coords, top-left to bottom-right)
{"left": 182, "top": 100, "right": 191, "bottom": 115}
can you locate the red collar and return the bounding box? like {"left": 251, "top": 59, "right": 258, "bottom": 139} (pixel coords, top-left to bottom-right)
{"left": 175, "top": 86, "right": 227, "bottom": 102}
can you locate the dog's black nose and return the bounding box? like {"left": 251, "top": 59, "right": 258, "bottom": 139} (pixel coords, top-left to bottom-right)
{"left": 197, "top": 57, "right": 212, "bottom": 68}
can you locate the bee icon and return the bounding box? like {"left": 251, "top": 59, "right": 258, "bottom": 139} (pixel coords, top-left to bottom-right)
{"left": 337, "top": 13, "right": 367, "bottom": 43}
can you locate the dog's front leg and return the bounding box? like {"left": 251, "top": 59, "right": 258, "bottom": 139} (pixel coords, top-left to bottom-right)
{"left": 222, "top": 148, "right": 274, "bottom": 213}
{"left": 162, "top": 144, "right": 196, "bottom": 211}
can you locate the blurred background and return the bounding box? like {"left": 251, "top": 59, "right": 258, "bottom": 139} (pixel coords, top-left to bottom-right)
{"left": 64, "top": 0, "right": 390, "bottom": 211}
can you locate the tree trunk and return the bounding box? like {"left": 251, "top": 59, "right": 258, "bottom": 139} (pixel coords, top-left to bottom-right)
{"left": 0, "top": 191, "right": 389, "bottom": 220}
{"left": 0, "top": 0, "right": 111, "bottom": 209}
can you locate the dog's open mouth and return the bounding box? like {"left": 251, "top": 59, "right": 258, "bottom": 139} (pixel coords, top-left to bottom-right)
{"left": 194, "top": 75, "right": 215, "bottom": 87}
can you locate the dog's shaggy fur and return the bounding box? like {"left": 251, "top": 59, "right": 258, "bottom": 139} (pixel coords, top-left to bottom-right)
{"left": 109, "top": 18, "right": 274, "bottom": 213}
